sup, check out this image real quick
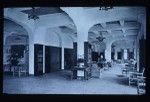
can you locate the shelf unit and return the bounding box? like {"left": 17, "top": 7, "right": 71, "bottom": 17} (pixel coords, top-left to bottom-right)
{"left": 34, "top": 44, "right": 43, "bottom": 76}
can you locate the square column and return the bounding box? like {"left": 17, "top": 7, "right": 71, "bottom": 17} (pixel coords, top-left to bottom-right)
{"left": 124, "top": 49, "right": 127, "bottom": 60}
{"left": 61, "top": 46, "right": 64, "bottom": 70}
{"left": 134, "top": 48, "right": 136, "bottom": 60}
{"left": 114, "top": 50, "right": 117, "bottom": 60}
{"left": 105, "top": 43, "right": 111, "bottom": 62}
{"left": 77, "top": 30, "right": 88, "bottom": 65}
{"left": 43, "top": 45, "right": 45, "bottom": 73}
{"left": 29, "top": 33, "right": 34, "bottom": 75}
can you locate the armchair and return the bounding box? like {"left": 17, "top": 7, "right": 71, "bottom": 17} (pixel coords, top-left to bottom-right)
{"left": 122, "top": 64, "right": 133, "bottom": 76}
{"left": 129, "top": 68, "right": 145, "bottom": 86}
{"left": 137, "top": 76, "right": 146, "bottom": 95}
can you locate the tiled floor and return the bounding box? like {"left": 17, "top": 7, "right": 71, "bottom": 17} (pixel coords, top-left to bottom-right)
{"left": 3, "top": 63, "right": 137, "bottom": 94}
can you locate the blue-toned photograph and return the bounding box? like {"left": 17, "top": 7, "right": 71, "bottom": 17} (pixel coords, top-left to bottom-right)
{"left": 3, "top": 7, "right": 146, "bottom": 95}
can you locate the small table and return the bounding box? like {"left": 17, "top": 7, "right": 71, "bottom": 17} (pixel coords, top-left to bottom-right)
{"left": 72, "top": 66, "right": 90, "bottom": 80}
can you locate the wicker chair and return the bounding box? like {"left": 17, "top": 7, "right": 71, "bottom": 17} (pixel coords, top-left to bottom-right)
{"left": 122, "top": 64, "right": 133, "bottom": 76}
{"left": 137, "top": 76, "right": 146, "bottom": 95}
{"left": 129, "top": 68, "right": 145, "bottom": 86}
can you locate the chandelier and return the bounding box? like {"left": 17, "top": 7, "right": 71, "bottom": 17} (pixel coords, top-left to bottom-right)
{"left": 96, "top": 33, "right": 105, "bottom": 42}
{"left": 28, "top": 7, "right": 39, "bottom": 20}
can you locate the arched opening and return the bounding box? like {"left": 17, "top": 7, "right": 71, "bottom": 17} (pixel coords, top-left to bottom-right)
{"left": 88, "top": 23, "right": 107, "bottom": 63}
{"left": 3, "top": 18, "right": 29, "bottom": 75}
{"left": 111, "top": 39, "right": 135, "bottom": 63}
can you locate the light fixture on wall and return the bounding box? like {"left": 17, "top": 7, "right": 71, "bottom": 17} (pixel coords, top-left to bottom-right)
{"left": 28, "top": 7, "right": 39, "bottom": 20}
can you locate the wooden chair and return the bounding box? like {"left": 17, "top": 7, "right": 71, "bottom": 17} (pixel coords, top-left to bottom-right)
{"left": 122, "top": 64, "right": 131, "bottom": 76}
{"left": 13, "top": 64, "right": 27, "bottom": 77}
{"left": 137, "top": 76, "right": 146, "bottom": 95}
{"left": 129, "top": 68, "right": 145, "bottom": 86}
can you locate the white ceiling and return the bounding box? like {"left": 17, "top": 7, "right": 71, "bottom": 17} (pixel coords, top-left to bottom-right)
{"left": 21, "top": 7, "right": 64, "bottom": 16}
{"left": 88, "top": 20, "right": 140, "bottom": 45}
{"left": 4, "top": 7, "right": 145, "bottom": 48}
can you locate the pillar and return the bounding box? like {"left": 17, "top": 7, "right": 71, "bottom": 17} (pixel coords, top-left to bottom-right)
{"left": 29, "top": 26, "right": 46, "bottom": 75}
{"left": 134, "top": 48, "right": 136, "bottom": 60}
{"left": 105, "top": 42, "right": 112, "bottom": 62}
{"left": 124, "top": 49, "right": 127, "bottom": 60}
{"left": 77, "top": 29, "right": 88, "bottom": 65}
{"left": 136, "top": 38, "right": 140, "bottom": 71}
{"left": 114, "top": 50, "right": 117, "bottom": 60}
{"left": 61, "top": 46, "right": 64, "bottom": 70}
{"left": 29, "top": 40, "right": 34, "bottom": 75}
{"left": 43, "top": 45, "right": 45, "bottom": 73}
{"left": 134, "top": 40, "right": 137, "bottom": 60}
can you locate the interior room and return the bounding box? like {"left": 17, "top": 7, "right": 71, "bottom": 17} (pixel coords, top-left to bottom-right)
{"left": 3, "top": 7, "right": 146, "bottom": 94}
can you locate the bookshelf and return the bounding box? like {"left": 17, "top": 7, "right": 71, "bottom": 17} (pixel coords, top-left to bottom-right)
{"left": 34, "top": 44, "right": 43, "bottom": 76}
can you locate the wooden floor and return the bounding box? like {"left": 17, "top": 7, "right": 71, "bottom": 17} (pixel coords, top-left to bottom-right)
{"left": 3, "top": 63, "right": 137, "bottom": 94}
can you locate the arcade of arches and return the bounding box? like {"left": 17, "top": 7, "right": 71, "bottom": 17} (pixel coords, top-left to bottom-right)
{"left": 3, "top": 7, "right": 146, "bottom": 94}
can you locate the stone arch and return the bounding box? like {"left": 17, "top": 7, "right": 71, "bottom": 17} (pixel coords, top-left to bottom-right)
{"left": 3, "top": 18, "right": 30, "bottom": 74}
{"left": 4, "top": 18, "right": 29, "bottom": 44}
{"left": 4, "top": 16, "right": 33, "bottom": 37}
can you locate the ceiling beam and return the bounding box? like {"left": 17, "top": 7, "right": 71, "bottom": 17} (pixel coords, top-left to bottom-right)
{"left": 90, "top": 26, "right": 139, "bottom": 32}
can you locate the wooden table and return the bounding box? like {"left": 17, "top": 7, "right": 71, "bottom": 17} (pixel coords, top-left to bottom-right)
{"left": 72, "top": 66, "right": 90, "bottom": 80}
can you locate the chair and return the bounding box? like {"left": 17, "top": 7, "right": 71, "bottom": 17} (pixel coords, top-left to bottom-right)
{"left": 13, "top": 64, "right": 27, "bottom": 77}
{"left": 122, "top": 63, "right": 136, "bottom": 76}
{"left": 129, "top": 68, "right": 145, "bottom": 86}
{"left": 122, "top": 64, "right": 131, "bottom": 76}
{"left": 137, "top": 76, "right": 146, "bottom": 95}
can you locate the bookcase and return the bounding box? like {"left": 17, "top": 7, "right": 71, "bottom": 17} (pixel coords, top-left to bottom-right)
{"left": 88, "top": 45, "right": 92, "bottom": 63}
{"left": 34, "top": 44, "right": 43, "bottom": 76}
